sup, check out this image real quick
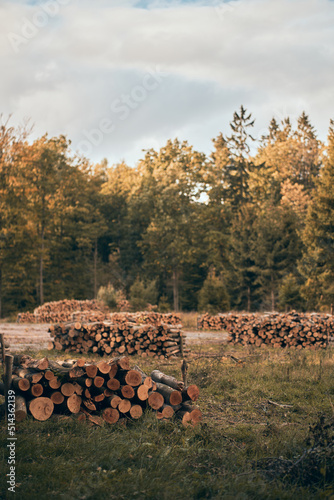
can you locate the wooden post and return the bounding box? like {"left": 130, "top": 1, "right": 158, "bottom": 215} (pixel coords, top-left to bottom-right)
{"left": 4, "top": 354, "right": 14, "bottom": 421}
{"left": 0, "top": 334, "right": 5, "bottom": 367}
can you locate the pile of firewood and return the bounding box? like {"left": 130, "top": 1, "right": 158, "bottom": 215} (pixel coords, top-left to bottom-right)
{"left": 17, "top": 300, "right": 109, "bottom": 324}
{"left": 0, "top": 355, "right": 201, "bottom": 427}
{"left": 49, "top": 321, "right": 185, "bottom": 358}
{"left": 17, "top": 300, "right": 181, "bottom": 327}
{"left": 109, "top": 312, "right": 182, "bottom": 326}
{"left": 198, "top": 312, "right": 334, "bottom": 349}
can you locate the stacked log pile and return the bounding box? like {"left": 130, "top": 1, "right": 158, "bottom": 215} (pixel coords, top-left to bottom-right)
{"left": 109, "top": 312, "right": 182, "bottom": 327}
{"left": 0, "top": 355, "right": 201, "bottom": 427}
{"left": 49, "top": 321, "right": 185, "bottom": 358}
{"left": 198, "top": 312, "right": 334, "bottom": 349}
{"left": 18, "top": 300, "right": 109, "bottom": 324}
{"left": 17, "top": 300, "right": 181, "bottom": 327}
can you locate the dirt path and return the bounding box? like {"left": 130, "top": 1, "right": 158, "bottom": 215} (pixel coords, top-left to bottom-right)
{"left": 0, "top": 323, "right": 227, "bottom": 352}
{"left": 0, "top": 323, "right": 51, "bottom": 351}
{"left": 183, "top": 329, "right": 227, "bottom": 344}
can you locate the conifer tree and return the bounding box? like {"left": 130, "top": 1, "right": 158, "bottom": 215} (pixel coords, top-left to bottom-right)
{"left": 299, "top": 119, "right": 334, "bottom": 309}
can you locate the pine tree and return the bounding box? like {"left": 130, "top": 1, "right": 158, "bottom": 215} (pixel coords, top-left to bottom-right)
{"left": 223, "top": 105, "right": 256, "bottom": 208}
{"left": 299, "top": 119, "right": 334, "bottom": 309}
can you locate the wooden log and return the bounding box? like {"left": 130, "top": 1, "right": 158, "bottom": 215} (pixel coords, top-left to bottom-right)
{"left": 130, "top": 404, "right": 143, "bottom": 419}
{"left": 15, "top": 395, "right": 28, "bottom": 422}
{"left": 50, "top": 392, "right": 65, "bottom": 405}
{"left": 67, "top": 394, "right": 82, "bottom": 413}
{"left": 147, "top": 391, "right": 164, "bottom": 410}
{"left": 61, "top": 383, "right": 75, "bottom": 397}
{"left": 85, "top": 365, "right": 98, "bottom": 378}
{"left": 102, "top": 407, "right": 119, "bottom": 424}
{"left": 154, "top": 382, "right": 183, "bottom": 406}
{"left": 137, "top": 385, "right": 149, "bottom": 401}
{"left": 30, "top": 383, "right": 43, "bottom": 397}
{"left": 5, "top": 354, "right": 14, "bottom": 421}
{"left": 183, "top": 385, "right": 200, "bottom": 402}
{"left": 107, "top": 379, "right": 120, "bottom": 391}
{"left": 151, "top": 370, "right": 184, "bottom": 390}
{"left": 125, "top": 370, "right": 142, "bottom": 387}
{"left": 12, "top": 376, "right": 30, "bottom": 392}
{"left": 29, "top": 397, "right": 54, "bottom": 421}
{"left": 118, "top": 399, "right": 131, "bottom": 414}
{"left": 121, "top": 385, "right": 135, "bottom": 399}
{"left": 108, "top": 395, "right": 122, "bottom": 408}
{"left": 49, "top": 377, "right": 61, "bottom": 390}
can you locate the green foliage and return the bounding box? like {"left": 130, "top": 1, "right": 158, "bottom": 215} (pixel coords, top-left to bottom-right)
{"left": 0, "top": 110, "right": 333, "bottom": 315}
{"left": 129, "top": 278, "right": 158, "bottom": 311}
{"left": 198, "top": 270, "right": 230, "bottom": 313}
{"left": 299, "top": 120, "right": 334, "bottom": 310}
{"left": 157, "top": 294, "right": 171, "bottom": 313}
{"left": 278, "top": 273, "right": 305, "bottom": 311}
{"left": 97, "top": 283, "right": 124, "bottom": 310}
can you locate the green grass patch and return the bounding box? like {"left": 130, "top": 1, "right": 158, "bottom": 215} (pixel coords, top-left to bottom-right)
{"left": 1, "top": 344, "right": 334, "bottom": 499}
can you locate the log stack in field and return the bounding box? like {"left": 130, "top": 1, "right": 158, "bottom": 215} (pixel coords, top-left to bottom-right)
{"left": 17, "top": 300, "right": 182, "bottom": 327}
{"left": 198, "top": 312, "right": 334, "bottom": 349}
{"left": 0, "top": 355, "right": 201, "bottom": 427}
{"left": 48, "top": 321, "right": 185, "bottom": 359}
{"left": 109, "top": 312, "right": 182, "bottom": 327}
{"left": 17, "top": 299, "right": 109, "bottom": 324}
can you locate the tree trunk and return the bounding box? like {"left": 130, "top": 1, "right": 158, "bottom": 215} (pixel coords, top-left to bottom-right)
{"left": 173, "top": 268, "right": 179, "bottom": 312}
{"left": 94, "top": 238, "right": 98, "bottom": 299}
{"left": 247, "top": 286, "right": 251, "bottom": 312}
{"left": 0, "top": 267, "right": 2, "bottom": 319}
{"left": 271, "top": 274, "right": 275, "bottom": 311}
{"left": 40, "top": 226, "right": 44, "bottom": 305}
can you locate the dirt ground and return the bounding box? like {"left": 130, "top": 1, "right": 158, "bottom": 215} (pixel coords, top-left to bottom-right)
{"left": 0, "top": 323, "right": 227, "bottom": 352}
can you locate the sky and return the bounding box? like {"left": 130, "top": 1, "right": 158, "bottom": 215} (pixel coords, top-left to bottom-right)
{"left": 0, "top": 0, "right": 333, "bottom": 166}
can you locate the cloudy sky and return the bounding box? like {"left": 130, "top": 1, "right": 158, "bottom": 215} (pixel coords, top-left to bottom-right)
{"left": 0, "top": 0, "right": 333, "bottom": 165}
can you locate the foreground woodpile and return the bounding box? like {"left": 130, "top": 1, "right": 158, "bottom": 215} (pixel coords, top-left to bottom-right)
{"left": 1, "top": 355, "right": 201, "bottom": 427}
{"left": 17, "top": 300, "right": 181, "bottom": 327}
{"left": 198, "top": 312, "right": 334, "bottom": 349}
{"left": 49, "top": 321, "right": 185, "bottom": 359}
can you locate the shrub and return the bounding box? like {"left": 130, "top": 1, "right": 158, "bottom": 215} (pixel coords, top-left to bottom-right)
{"left": 198, "top": 271, "right": 230, "bottom": 313}
{"left": 129, "top": 278, "right": 158, "bottom": 311}
{"left": 97, "top": 283, "right": 125, "bottom": 311}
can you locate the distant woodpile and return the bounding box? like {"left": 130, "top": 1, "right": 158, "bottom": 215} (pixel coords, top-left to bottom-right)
{"left": 49, "top": 321, "right": 185, "bottom": 359}
{"left": 17, "top": 300, "right": 181, "bottom": 326}
{"left": 0, "top": 355, "right": 201, "bottom": 427}
{"left": 17, "top": 300, "right": 108, "bottom": 323}
{"left": 198, "top": 312, "right": 334, "bottom": 349}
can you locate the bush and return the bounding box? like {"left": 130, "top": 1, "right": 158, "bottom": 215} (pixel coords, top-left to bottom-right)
{"left": 129, "top": 278, "right": 158, "bottom": 311}
{"left": 198, "top": 271, "right": 230, "bottom": 314}
{"left": 278, "top": 274, "right": 305, "bottom": 311}
{"left": 97, "top": 283, "right": 125, "bottom": 311}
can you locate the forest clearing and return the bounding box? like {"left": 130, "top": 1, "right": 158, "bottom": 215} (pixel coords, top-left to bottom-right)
{"left": 1, "top": 303, "right": 334, "bottom": 499}
{"left": 0, "top": 338, "right": 333, "bottom": 499}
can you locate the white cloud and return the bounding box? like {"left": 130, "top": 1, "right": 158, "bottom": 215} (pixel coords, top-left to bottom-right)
{"left": 0, "top": 0, "right": 333, "bottom": 165}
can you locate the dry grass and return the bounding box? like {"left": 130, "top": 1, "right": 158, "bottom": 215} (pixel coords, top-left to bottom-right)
{"left": 0, "top": 343, "right": 334, "bottom": 499}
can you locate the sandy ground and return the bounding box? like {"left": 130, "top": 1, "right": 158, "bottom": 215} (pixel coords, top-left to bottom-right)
{"left": 0, "top": 323, "right": 52, "bottom": 351}
{"left": 0, "top": 323, "right": 228, "bottom": 352}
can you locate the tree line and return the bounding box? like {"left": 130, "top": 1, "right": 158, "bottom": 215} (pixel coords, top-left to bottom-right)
{"left": 1, "top": 107, "right": 333, "bottom": 317}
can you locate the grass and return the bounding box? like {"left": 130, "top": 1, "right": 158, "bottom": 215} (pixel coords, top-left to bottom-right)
{"left": 179, "top": 311, "right": 199, "bottom": 330}
{"left": 1, "top": 343, "right": 334, "bottom": 499}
